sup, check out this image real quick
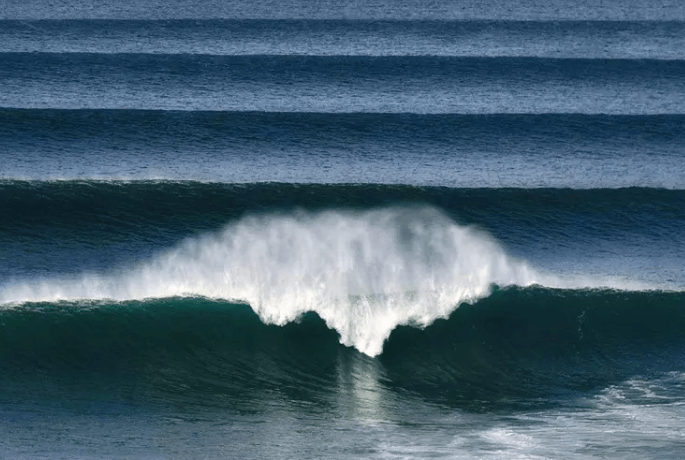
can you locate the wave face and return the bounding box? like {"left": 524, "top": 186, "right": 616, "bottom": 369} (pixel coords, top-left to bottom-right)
{"left": 2, "top": 288, "right": 685, "bottom": 408}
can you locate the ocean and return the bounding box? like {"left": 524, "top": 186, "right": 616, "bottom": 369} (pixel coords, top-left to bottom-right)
{"left": 1, "top": 0, "right": 685, "bottom": 458}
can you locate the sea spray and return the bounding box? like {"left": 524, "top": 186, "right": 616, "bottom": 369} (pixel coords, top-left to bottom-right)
{"left": 1, "top": 206, "right": 549, "bottom": 355}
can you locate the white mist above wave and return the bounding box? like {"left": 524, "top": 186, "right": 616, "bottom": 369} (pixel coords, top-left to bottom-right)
{"left": 0, "top": 206, "right": 652, "bottom": 356}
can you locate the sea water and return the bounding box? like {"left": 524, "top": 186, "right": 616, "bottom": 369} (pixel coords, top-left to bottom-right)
{"left": 1, "top": 0, "right": 685, "bottom": 458}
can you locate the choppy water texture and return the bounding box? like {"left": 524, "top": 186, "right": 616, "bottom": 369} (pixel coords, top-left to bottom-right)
{"left": 1, "top": 0, "right": 685, "bottom": 458}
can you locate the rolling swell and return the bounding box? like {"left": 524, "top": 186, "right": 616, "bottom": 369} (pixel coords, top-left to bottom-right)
{"left": 2, "top": 181, "right": 683, "bottom": 245}
{"left": 3, "top": 54, "right": 684, "bottom": 113}
{"left": 2, "top": 20, "right": 685, "bottom": 59}
{"left": 2, "top": 288, "right": 685, "bottom": 410}
{"left": 3, "top": 110, "right": 684, "bottom": 147}
{"left": 3, "top": 0, "right": 685, "bottom": 21}
{"left": 3, "top": 110, "right": 683, "bottom": 187}
{"left": 6, "top": 53, "right": 680, "bottom": 82}
{"left": 3, "top": 109, "right": 683, "bottom": 188}
{"left": 3, "top": 180, "right": 684, "bottom": 224}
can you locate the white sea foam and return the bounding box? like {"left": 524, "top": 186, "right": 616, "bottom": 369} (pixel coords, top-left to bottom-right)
{"left": 0, "top": 206, "right": 658, "bottom": 355}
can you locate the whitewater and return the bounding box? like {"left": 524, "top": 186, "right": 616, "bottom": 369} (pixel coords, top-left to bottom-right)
{"left": 1, "top": 206, "right": 664, "bottom": 356}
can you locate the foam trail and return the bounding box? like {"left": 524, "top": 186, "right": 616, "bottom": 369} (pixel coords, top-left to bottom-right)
{"left": 0, "top": 206, "right": 607, "bottom": 355}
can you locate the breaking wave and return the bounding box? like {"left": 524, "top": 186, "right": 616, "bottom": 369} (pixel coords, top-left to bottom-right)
{"left": 0, "top": 206, "right": 657, "bottom": 355}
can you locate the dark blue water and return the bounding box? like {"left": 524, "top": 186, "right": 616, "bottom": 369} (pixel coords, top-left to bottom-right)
{"left": 1, "top": 1, "right": 685, "bottom": 458}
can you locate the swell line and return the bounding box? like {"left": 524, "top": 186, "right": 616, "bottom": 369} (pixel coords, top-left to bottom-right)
{"left": 2, "top": 110, "right": 683, "bottom": 187}
{"left": 2, "top": 54, "right": 683, "bottom": 113}
{"left": 2, "top": 19, "right": 685, "bottom": 59}
{"left": 4, "top": 52, "right": 685, "bottom": 68}
{"left": 3, "top": 0, "right": 685, "bottom": 21}
{"left": 3, "top": 109, "right": 684, "bottom": 136}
